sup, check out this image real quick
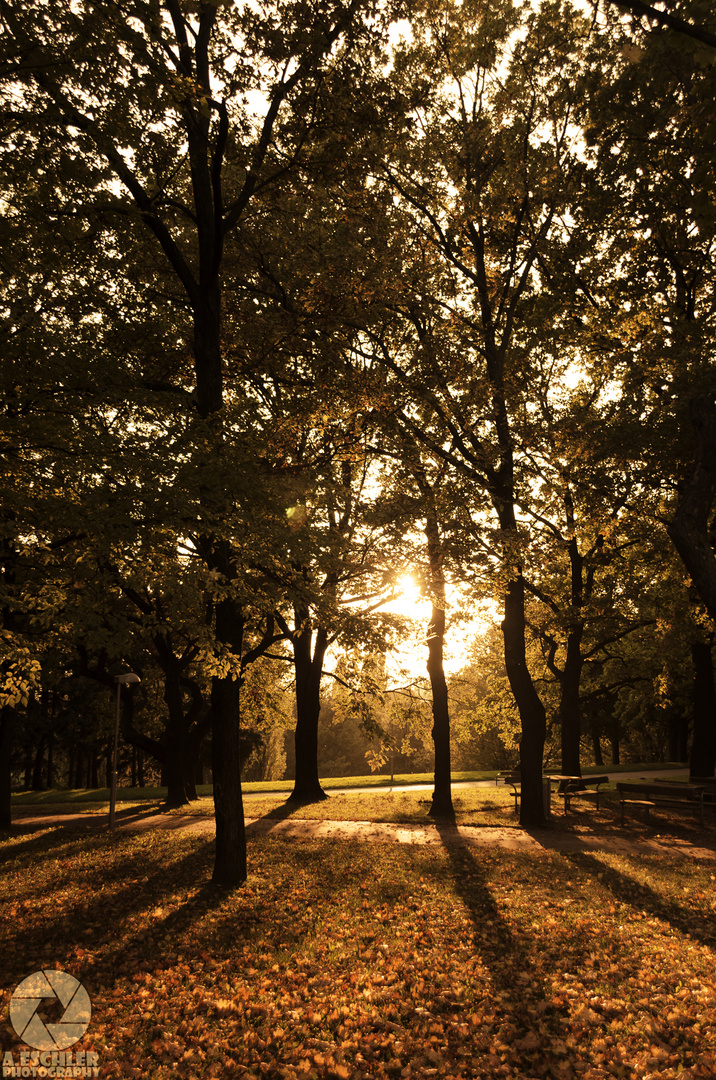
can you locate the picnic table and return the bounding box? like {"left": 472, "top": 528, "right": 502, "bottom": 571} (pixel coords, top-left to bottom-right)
{"left": 616, "top": 780, "right": 706, "bottom": 827}
{"left": 500, "top": 773, "right": 609, "bottom": 815}
{"left": 689, "top": 776, "right": 716, "bottom": 802}
{"left": 548, "top": 774, "right": 610, "bottom": 813}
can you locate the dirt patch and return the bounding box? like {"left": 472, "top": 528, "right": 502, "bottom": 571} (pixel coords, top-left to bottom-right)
{"left": 9, "top": 808, "right": 716, "bottom": 859}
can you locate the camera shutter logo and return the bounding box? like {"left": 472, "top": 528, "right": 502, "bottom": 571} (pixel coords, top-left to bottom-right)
{"left": 9, "top": 970, "right": 91, "bottom": 1051}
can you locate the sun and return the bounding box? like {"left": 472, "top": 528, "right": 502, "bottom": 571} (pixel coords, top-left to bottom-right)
{"left": 386, "top": 574, "right": 430, "bottom": 620}
{"left": 382, "top": 577, "right": 499, "bottom": 681}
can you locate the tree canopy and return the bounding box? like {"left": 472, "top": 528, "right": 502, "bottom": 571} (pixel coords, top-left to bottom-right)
{"left": 2, "top": 0, "right": 715, "bottom": 878}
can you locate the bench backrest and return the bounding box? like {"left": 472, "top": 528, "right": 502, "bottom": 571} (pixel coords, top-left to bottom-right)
{"left": 617, "top": 781, "right": 702, "bottom": 799}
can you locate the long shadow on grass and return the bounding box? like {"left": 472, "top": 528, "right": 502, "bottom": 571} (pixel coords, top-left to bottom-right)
{"left": 248, "top": 797, "right": 303, "bottom": 834}
{"left": 433, "top": 822, "right": 552, "bottom": 1026}
{"left": 0, "top": 832, "right": 223, "bottom": 988}
{"left": 564, "top": 851, "right": 716, "bottom": 951}
{"left": 0, "top": 822, "right": 106, "bottom": 863}
{"left": 2, "top": 800, "right": 165, "bottom": 839}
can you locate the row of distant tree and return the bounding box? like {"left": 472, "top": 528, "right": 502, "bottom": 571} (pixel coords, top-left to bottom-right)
{"left": 2, "top": 0, "right": 715, "bottom": 882}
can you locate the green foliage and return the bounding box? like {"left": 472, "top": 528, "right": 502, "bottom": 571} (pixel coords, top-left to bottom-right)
{"left": 2, "top": 0, "right": 715, "bottom": 828}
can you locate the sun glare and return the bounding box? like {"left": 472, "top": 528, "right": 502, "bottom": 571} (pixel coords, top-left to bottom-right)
{"left": 396, "top": 573, "right": 421, "bottom": 604}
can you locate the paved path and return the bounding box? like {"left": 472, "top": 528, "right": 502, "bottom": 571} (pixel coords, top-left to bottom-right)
{"left": 8, "top": 805, "right": 716, "bottom": 859}
{"left": 240, "top": 769, "right": 689, "bottom": 800}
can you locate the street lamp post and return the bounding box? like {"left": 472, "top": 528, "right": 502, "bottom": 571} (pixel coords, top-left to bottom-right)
{"left": 110, "top": 673, "right": 140, "bottom": 830}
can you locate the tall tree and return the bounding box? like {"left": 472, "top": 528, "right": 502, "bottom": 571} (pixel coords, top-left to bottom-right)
{"left": 1, "top": 0, "right": 397, "bottom": 882}
{"left": 345, "top": 0, "right": 597, "bottom": 823}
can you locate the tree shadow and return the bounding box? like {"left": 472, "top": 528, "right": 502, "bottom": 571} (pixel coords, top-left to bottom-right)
{"left": 432, "top": 821, "right": 555, "bottom": 1029}
{"left": 564, "top": 850, "right": 716, "bottom": 952}
{"left": 0, "top": 833, "right": 228, "bottom": 993}
{"left": 0, "top": 823, "right": 110, "bottom": 864}
{"left": 247, "top": 797, "right": 303, "bottom": 835}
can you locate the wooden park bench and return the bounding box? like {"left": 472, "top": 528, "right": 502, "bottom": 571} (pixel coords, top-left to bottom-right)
{"left": 550, "top": 775, "right": 610, "bottom": 813}
{"left": 617, "top": 780, "right": 706, "bottom": 827}
{"left": 498, "top": 771, "right": 522, "bottom": 812}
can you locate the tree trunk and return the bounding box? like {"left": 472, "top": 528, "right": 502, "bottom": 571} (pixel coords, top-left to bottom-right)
{"left": 558, "top": 514, "right": 597, "bottom": 781}
{"left": 31, "top": 739, "right": 44, "bottom": 790}
{"left": 667, "top": 395, "right": 716, "bottom": 624}
{"left": 162, "top": 662, "right": 192, "bottom": 808}
{"left": 592, "top": 731, "right": 604, "bottom": 767}
{"left": 421, "top": 490, "right": 454, "bottom": 821}
{"left": 184, "top": 715, "right": 210, "bottom": 800}
{"left": 560, "top": 630, "right": 584, "bottom": 778}
{"left": 182, "top": 678, "right": 210, "bottom": 801}
{"left": 427, "top": 601, "right": 454, "bottom": 820}
{"left": 290, "top": 615, "right": 328, "bottom": 803}
{"left": 610, "top": 728, "right": 620, "bottom": 765}
{"left": 502, "top": 573, "right": 547, "bottom": 826}
{"left": 486, "top": 332, "right": 546, "bottom": 823}
{"left": 0, "top": 705, "right": 14, "bottom": 829}
{"left": 46, "top": 726, "right": 54, "bottom": 790}
{"left": 690, "top": 639, "right": 716, "bottom": 777}
{"left": 210, "top": 599, "right": 247, "bottom": 886}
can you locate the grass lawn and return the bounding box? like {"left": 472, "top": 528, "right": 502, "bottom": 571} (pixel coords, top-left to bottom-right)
{"left": 8, "top": 763, "right": 688, "bottom": 806}
{"left": 1, "top": 823, "right": 715, "bottom": 1078}
{"left": 12, "top": 777, "right": 716, "bottom": 844}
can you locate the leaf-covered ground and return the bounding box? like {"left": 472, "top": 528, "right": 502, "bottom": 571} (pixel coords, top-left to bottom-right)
{"left": 1, "top": 827, "right": 716, "bottom": 1079}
